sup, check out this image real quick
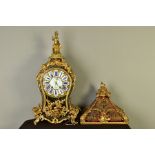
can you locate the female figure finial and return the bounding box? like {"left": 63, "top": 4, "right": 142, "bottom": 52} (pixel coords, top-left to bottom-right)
{"left": 52, "top": 31, "right": 61, "bottom": 54}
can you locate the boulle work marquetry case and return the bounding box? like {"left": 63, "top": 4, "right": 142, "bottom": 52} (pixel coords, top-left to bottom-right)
{"left": 80, "top": 82, "right": 128, "bottom": 125}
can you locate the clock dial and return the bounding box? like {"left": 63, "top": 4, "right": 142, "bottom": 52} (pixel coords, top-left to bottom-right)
{"left": 43, "top": 69, "right": 70, "bottom": 97}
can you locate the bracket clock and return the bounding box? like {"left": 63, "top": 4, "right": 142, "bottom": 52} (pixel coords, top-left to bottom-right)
{"left": 33, "top": 31, "right": 79, "bottom": 125}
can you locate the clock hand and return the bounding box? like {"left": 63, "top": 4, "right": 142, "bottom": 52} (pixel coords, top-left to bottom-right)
{"left": 55, "top": 80, "right": 58, "bottom": 87}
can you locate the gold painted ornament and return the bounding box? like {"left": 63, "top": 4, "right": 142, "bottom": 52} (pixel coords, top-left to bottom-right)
{"left": 33, "top": 32, "right": 79, "bottom": 125}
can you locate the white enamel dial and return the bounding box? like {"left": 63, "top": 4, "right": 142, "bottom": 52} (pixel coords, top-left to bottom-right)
{"left": 43, "top": 69, "right": 70, "bottom": 97}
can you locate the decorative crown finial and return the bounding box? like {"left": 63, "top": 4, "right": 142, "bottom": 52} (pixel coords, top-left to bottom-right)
{"left": 96, "top": 82, "right": 111, "bottom": 98}
{"left": 52, "top": 31, "right": 61, "bottom": 54}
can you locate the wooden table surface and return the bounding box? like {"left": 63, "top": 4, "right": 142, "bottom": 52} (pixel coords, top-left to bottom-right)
{"left": 20, "top": 119, "right": 130, "bottom": 129}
